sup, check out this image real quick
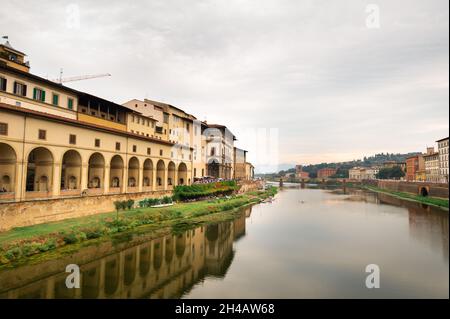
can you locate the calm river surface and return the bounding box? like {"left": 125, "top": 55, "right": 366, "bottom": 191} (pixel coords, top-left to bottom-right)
{"left": 0, "top": 186, "right": 448, "bottom": 298}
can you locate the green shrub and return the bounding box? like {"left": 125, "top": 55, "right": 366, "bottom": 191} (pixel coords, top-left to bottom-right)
{"left": 173, "top": 181, "right": 238, "bottom": 201}
{"left": 4, "top": 247, "right": 22, "bottom": 261}
{"left": 126, "top": 199, "right": 135, "bottom": 210}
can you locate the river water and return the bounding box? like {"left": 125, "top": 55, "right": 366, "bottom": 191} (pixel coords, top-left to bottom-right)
{"left": 0, "top": 186, "right": 448, "bottom": 298}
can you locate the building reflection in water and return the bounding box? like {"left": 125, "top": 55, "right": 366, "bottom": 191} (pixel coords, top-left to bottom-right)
{"left": 0, "top": 206, "right": 251, "bottom": 299}
{"left": 376, "top": 193, "right": 449, "bottom": 262}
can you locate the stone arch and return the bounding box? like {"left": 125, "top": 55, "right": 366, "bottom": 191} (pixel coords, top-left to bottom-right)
{"left": 165, "top": 236, "right": 174, "bottom": 264}
{"left": 128, "top": 157, "right": 139, "bottom": 188}
{"left": 420, "top": 186, "right": 429, "bottom": 197}
{"left": 207, "top": 159, "right": 220, "bottom": 178}
{"left": 88, "top": 153, "right": 105, "bottom": 189}
{"left": 26, "top": 147, "right": 54, "bottom": 192}
{"left": 82, "top": 264, "right": 100, "bottom": 299}
{"left": 139, "top": 245, "right": 151, "bottom": 277}
{"left": 124, "top": 250, "right": 136, "bottom": 286}
{"left": 178, "top": 162, "right": 188, "bottom": 185}
{"left": 110, "top": 155, "right": 124, "bottom": 189}
{"left": 153, "top": 240, "right": 162, "bottom": 270}
{"left": 143, "top": 159, "right": 153, "bottom": 188}
{"left": 61, "top": 150, "right": 82, "bottom": 190}
{"left": 167, "top": 161, "right": 176, "bottom": 187}
{"left": 156, "top": 160, "right": 165, "bottom": 189}
{"left": 176, "top": 233, "right": 186, "bottom": 258}
{"left": 0, "top": 143, "right": 16, "bottom": 193}
{"left": 104, "top": 256, "right": 120, "bottom": 296}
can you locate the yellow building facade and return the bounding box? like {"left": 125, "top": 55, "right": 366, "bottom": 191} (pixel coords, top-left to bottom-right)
{"left": 0, "top": 42, "right": 254, "bottom": 204}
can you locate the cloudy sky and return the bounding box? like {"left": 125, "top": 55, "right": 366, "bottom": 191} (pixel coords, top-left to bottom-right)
{"left": 1, "top": 0, "right": 448, "bottom": 172}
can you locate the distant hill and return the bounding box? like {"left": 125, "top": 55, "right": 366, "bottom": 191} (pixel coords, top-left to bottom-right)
{"left": 256, "top": 152, "right": 420, "bottom": 179}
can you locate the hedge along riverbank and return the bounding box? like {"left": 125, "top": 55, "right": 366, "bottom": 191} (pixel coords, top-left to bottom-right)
{"left": 0, "top": 186, "right": 278, "bottom": 267}
{"left": 173, "top": 181, "right": 239, "bottom": 201}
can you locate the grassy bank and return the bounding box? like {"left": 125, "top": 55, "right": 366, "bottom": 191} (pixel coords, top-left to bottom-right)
{"left": 0, "top": 186, "right": 277, "bottom": 266}
{"left": 363, "top": 185, "right": 448, "bottom": 210}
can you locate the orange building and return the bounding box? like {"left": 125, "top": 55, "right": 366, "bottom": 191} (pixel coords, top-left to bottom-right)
{"left": 406, "top": 155, "right": 425, "bottom": 181}
{"left": 317, "top": 168, "right": 337, "bottom": 179}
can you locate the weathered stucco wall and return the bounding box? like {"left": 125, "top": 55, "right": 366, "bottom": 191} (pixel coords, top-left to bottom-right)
{"left": 0, "top": 191, "right": 171, "bottom": 232}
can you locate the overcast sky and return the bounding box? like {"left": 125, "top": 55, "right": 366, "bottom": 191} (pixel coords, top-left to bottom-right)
{"left": 1, "top": 0, "right": 448, "bottom": 172}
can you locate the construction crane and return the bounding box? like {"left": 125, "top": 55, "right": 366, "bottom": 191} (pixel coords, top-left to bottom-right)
{"left": 51, "top": 69, "right": 111, "bottom": 84}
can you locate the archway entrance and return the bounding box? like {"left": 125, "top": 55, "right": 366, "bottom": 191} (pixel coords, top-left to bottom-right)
{"left": 110, "top": 155, "right": 124, "bottom": 191}
{"left": 143, "top": 159, "right": 153, "bottom": 189}
{"left": 61, "top": 150, "right": 82, "bottom": 191}
{"left": 156, "top": 160, "right": 165, "bottom": 189}
{"left": 88, "top": 153, "right": 105, "bottom": 189}
{"left": 168, "top": 162, "right": 176, "bottom": 188}
{"left": 26, "top": 147, "right": 53, "bottom": 192}
{"left": 0, "top": 143, "right": 16, "bottom": 193}
{"left": 178, "top": 162, "right": 187, "bottom": 185}
{"left": 207, "top": 159, "right": 220, "bottom": 178}
{"left": 128, "top": 157, "right": 139, "bottom": 188}
{"left": 420, "top": 187, "right": 429, "bottom": 197}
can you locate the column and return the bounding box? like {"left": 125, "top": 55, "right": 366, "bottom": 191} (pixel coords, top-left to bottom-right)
{"left": 80, "top": 162, "right": 88, "bottom": 191}
{"left": 174, "top": 168, "right": 178, "bottom": 187}
{"left": 163, "top": 167, "right": 168, "bottom": 192}
{"left": 15, "top": 160, "right": 24, "bottom": 202}
{"left": 104, "top": 165, "right": 110, "bottom": 194}
{"left": 138, "top": 164, "right": 143, "bottom": 193}
{"left": 19, "top": 160, "right": 28, "bottom": 201}
{"left": 122, "top": 165, "right": 128, "bottom": 194}
{"left": 52, "top": 162, "right": 61, "bottom": 197}
{"left": 151, "top": 168, "right": 157, "bottom": 192}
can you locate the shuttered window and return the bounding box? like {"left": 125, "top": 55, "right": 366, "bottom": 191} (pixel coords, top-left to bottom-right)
{"left": 13, "top": 82, "right": 27, "bottom": 96}
{"left": 33, "top": 88, "right": 46, "bottom": 102}
{"left": 0, "top": 77, "right": 6, "bottom": 91}
{"left": 68, "top": 98, "right": 74, "bottom": 110}
{"left": 52, "top": 94, "right": 59, "bottom": 106}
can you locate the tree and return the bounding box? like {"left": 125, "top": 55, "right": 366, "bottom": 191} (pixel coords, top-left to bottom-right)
{"left": 376, "top": 166, "right": 405, "bottom": 180}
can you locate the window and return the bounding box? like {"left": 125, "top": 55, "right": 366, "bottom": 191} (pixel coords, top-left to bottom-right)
{"left": 0, "top": 77, "right": 6, "bottom": 91}
{"left": 160, "top": 149, "right": 163, "bottom": 156}
{"left": 116, "top": 142, "right": 121, "bottom": 151}
{"left": 68, "top": 98, "right": 74, "bottom": 110}
{"left": 133, "top": 145, "right": 137, "bottom": 152}
{"left": 38, "top": 129, "right": 46, "bottom": 140}
{"left": 147, "top": 147, "right": 151, "bottom": 155}
{"left": 52, "top": 93, "right": 59, "bottom": 106}
{"left": 95, "top": 139, "right": 100, "bottom": 147}
{"left": 163, "top": 113, "right": 169, "bottom": 124}
{"left": 69, "top": 134, "right": 76, "bottom": 145}
{"left": 194, "top": 168, "right": 197, "bottom": 176}
{"left": 33, "top": 88, "right": 46, "bottom": 102}
{"left": 0, "top": 122, "right": 8, "bottom": 135}
{"left": 13, "top": 82, "right": 27, "bottom": 96}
